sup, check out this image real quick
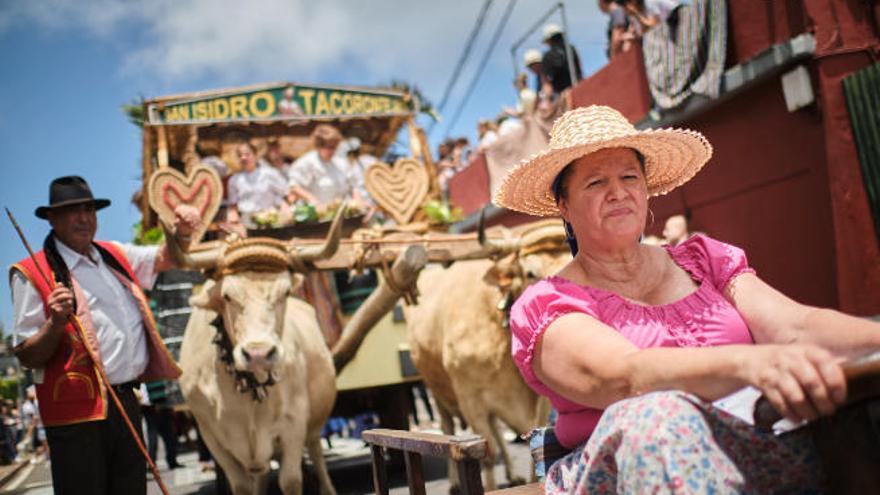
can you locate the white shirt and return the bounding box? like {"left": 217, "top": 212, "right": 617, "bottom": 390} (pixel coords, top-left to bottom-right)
{"left": 227, "top": 165, "right": 289, "bottom": 216}
{"left": 11, "top": 239, "right": 160, "bottom": 385}
{"left": 288, "top": 150, "right": 355, "bottom": 205}
{"left": 498, "top": 118, "right": 523, "bottom": 137}
{"left": 644, "top": 0, "right": 687, "bottom": 21}
{"left": 348, "top": 155, "right": 378, "bottom": 204}
{"left": 479, "top": 130, "right": 499, "bottom": 149}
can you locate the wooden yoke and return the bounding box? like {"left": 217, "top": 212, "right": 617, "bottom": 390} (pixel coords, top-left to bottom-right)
{"left": 332, "top": 245, "right": 428, "bottom": 372}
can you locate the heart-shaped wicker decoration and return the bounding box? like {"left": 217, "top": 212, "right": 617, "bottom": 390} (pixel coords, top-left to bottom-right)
{"left": 147, "top": 165, "right": 222, "bottom": 244}
{"left": 365, "top": 158, "right": 429, "bottom": 224}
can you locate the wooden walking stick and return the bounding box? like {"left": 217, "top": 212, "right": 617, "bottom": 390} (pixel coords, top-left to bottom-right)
{"left": 5, "top": 207, "right": 171, "bottom": 495}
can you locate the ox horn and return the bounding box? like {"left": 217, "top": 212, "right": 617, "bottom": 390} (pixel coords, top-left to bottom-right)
{"left": 159, "top": 218, "right": 222, "bottom": 270}
{"left": 288, "top": 202, "right": 346, "bottom": 266}
{"left": 477, "top": 207, "right": 521, "bottom": 256}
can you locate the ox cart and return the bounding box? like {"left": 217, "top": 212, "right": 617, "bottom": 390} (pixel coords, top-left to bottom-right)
{"left": 137, "top": 81, "right": 437, "bottom": 435}
{"left": 137, "top": 81, "right": 561, "bottom": 493}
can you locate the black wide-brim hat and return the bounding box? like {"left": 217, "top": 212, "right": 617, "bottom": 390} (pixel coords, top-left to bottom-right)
{"left": 35, "top": 176, "right": 111, "bottom": 219}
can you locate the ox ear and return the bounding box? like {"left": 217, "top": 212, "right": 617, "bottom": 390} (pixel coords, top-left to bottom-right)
{"left": 190, "top": 279, "right": 222, "bottom": 310}
{"left": 289, "top": 273, "right": 305, "bottom": 295}
{"left": 483, "top": 256, "right": 519, "bottom": 289}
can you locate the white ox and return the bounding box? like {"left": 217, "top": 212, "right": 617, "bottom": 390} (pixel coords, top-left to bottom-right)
{"left": 171, "top": 225, "right": 342, "bottom": 495}
{"left": 404, "top": 220, "right": 570, "bottom": 490}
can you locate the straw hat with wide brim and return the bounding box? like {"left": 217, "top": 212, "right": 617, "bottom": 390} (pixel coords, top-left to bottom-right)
{"left": 493, "top": 106, "right": 712, "bottom": 217}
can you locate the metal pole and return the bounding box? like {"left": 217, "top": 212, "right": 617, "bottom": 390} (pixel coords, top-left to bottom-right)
{"left": 559, "top": 1, "right": 580, "bottom": 88}
{"left": 510, "top": 3, "right": 561, "bottom": 55}
{"left": 510, "top": 47, "right": 519, "bottom": 82}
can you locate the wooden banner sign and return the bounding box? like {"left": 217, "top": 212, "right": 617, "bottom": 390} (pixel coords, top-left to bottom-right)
{"left": 147, "top": 165, "right": 222, "bottom": 244}
{"left": 147, "top": 83, "right": 413, "bottom": 125}
{"left": 364, "top": 158, "right": 430, "bottom": 225}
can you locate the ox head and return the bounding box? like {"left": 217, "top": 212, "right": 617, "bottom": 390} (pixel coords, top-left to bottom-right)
{"left": 182, "top": 207, "right": 345, "bottom": 384}
{"left": 479, "top": 219, "right": 571, "bottom": 325}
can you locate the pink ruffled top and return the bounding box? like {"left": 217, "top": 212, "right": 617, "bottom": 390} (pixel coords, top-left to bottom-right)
{"left": 509, "top": 234, "right": 756, "bottom": 449}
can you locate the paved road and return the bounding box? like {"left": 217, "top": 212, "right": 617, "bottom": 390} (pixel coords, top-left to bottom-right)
{"left": 0, "top": 434, "right": 531, "bottom": 494}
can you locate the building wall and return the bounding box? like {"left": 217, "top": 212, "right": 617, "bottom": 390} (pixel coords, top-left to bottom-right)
{"left": 647, "top": 75, "right": 838, "bottom": 308}
{"left": 569, "top": 44, "right": 652, "bottom": 123}
{"left": 448, "top": 153, "right": 490, "bottom": 216}
{"left": 727, "top": 0, "right": 809, "bottom": 65}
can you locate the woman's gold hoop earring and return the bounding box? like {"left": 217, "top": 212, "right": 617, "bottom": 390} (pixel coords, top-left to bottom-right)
{"left": 648, "top": 208, "right": 655, "bottom": 227}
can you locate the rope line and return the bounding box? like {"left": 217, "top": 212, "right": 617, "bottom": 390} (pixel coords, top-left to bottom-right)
{"left": 444, "top": 0, "right": 519, "bottom": 138}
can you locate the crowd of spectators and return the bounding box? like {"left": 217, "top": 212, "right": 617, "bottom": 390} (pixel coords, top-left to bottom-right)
{"left": 0, "top": 385, "right": 47, "bottom": 466}
{"left": 439, "top": 22, "right": 583, "bottom": 185}
{"left": 599, "top": 0, "right": 689, "bottom": 59}
{"left": 441, "top": 1, "right": 688, "bottom": 187}
{"left": 435, "top": 137, "right": 472, "bottom": 195}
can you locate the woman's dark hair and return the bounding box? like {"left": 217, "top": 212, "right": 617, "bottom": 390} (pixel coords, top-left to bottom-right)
{"left": 237, "top": 141, "right": 257, "bottom": 154}
{"left": 551, "top": 147, "right": 647, "bottom": 255}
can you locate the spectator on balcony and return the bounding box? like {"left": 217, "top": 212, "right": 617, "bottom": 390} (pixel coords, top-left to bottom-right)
{"left": 476, "top": 119, "right": 499, "bottom": 153}
{"left": 436, "top": 139, "right": 453, "bottom": 165}
{"left": 599, "top": 0, "right": 637, "bottom": 58}
{"left": 541, "top": 24, "right": 583, "bottom": 94}
{"left": 625, "top": 0, "right": 688, "bottom": 39}
{"left": 523, "top": 48, "right": 545, "bottom": 94}
{"left": 506, "top": 73, "right": 538, "bottom": 118}
{"left": 497, "top": 114, "right": 524, "bottom": 138}
{"left": 453, "top": 137, "right": 472, "bottom": 167}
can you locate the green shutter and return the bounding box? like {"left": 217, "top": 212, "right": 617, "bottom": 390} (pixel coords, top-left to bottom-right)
{"left": 843, "top": 63, "right": 880, "bottom": 243}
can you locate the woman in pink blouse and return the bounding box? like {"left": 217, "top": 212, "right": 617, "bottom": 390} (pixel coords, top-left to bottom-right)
{"left": 493, "top": 106, "right": 880, "bottom": 493}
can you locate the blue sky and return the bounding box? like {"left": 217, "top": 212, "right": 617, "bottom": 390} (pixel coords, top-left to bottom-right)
{"left": 0, "top": 0, "right": 610, "bottom": 331}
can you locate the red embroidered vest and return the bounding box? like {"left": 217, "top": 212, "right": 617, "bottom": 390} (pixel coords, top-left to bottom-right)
{"left": 11, "top": 241, "right": 182, "bottom": 426}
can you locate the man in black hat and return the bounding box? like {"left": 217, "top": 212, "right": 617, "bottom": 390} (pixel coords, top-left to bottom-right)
{"left": 9, "top": 176, "right": 200, "bottom": 495}
{"left": 540, "top": 23, "right": 583, "bottom": 94}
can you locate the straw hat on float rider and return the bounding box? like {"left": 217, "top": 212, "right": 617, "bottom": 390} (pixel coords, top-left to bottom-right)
{"left": 492, "top": 105, "right": 713, "bottom": 216}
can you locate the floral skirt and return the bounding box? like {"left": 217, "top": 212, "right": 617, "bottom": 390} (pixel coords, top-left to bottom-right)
{"left": 545, "top": 391, "right": 824, "bottom": 494}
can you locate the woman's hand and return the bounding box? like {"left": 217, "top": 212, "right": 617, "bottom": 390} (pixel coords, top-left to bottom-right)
{"left": 743, "top": 344, "right": 847, "bottom": 423}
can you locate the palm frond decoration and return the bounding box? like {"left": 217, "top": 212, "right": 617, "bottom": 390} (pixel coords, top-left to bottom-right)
{"left": 121, "top": 97, "right": 145, "bottom": 128}
{"left": 389, "top": 80, "right": 440, "bottom": 122}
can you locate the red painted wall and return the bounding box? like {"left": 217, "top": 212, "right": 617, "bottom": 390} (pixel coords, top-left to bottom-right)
{"left": 801, "top": 0, "right": 880, "bottom": 315}
{"left": 448, "top": 153, "right": 490, "bottom": 215}
{"left": 646, "top": 78, "right": 838, "bottom": 308}
{"left": 569, "top": 44, "right": 652, "bottom": 123}
{"left": 727, "top": 0, "right": 808, "bottom": 65}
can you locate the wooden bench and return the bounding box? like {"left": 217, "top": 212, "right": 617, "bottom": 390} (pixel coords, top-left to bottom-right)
{"left": 362, "top": 429, "right": 540, "bottom": 495}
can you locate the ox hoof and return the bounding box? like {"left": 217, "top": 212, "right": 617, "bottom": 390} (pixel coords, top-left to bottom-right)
{"left": 508, "top": 475, "right": 527, "bottom": 487}
{"left": 448, "top": 485, "right": 461, "bottom": 495}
